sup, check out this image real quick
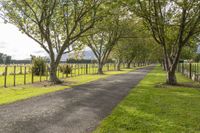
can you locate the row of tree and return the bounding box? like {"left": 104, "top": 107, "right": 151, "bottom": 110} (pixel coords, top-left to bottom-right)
{"left": 0, "top": 52, "right": 11, "bottom": 64}
{"left": 0, "top": 0, "right": 200, "bottom": 85}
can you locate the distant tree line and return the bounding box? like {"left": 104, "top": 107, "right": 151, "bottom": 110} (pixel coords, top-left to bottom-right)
{"left": 66, "top": 58, "right": 114, "bottom": 64}
{"left": 0, "top": 53, "right": 12, "bottom": 64}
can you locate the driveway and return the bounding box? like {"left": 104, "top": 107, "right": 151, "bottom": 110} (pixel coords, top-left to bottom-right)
{"left": 0, "top": 66, "right": 154, "bottom": 133}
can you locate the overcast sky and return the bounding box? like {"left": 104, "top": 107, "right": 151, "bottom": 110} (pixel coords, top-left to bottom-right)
{"left": 0, "top": 20, "right": 47, "bottom": 60}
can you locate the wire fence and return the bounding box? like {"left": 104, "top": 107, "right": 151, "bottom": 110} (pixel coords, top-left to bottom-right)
{"left": 0, "top": 63, "right": 146, "bottom": 87}
{"left": 177, "top": 63, "right": 200, "bottom": 82}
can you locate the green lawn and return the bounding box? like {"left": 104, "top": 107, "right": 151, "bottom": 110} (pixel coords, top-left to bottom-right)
{"left": 94, "top": 66, "right": 200, "bottom": 133}
{"left": 0, "top": 68, "right": 134, "bottom": 105}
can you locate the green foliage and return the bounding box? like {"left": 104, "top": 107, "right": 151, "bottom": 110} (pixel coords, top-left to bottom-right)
{"left": 0, "top": 0, "right": 103, "bottom": 82}
{"left": 82, "top": 1, "right": 133, "bottom": 69}
{"left": 194, "top": 53, "right": 200, "bottom": 62}
{"left": 32, "top": 56, "right": 47, "bottom": 76}
{"left": 0, "top": 53, "right": 12, "bottom": 64}
{"left": 59, "top": 65, "right": 72, "bottom": 74}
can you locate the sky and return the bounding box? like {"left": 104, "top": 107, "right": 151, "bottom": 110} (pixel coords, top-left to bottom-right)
{"left": 0, "top": 19, "right": 92, "bottom": 60}
{"left": 0, "top": 20, "right": 47, "bottom": 60}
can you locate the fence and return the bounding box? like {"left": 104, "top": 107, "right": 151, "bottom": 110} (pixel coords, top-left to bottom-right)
{"left": 0, "top": 62, "right": 147, "bottom": 88}
{"left": 177, "top": 63, "right": 200, "bottom": 82}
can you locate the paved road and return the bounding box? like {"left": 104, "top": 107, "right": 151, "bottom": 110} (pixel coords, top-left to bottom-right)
{"left": 0, "top": 66, "right": 154, "bottom": 133}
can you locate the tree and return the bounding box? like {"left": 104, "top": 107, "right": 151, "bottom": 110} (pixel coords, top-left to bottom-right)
{"left": 0, "top": 52, "right": 11, "bottom": 64}
{"left": 0, "top": 53, "right": 4, "bottom": 64}
{"left": 83, "top": 2, "right": 128, "bottom": 74}
{"left": 111, "top": 16, "right": 157, "bottom": 69}
{"left": 0, "top": 0, "right": 102, "bottom": 83}
{"left": 132, "top": 0, "right": 200, "bottom": 85}
{"left": 5, "top": 55, "right": 11, "bottom": 64}
{"left": 111, "top": 40, "right": 126, "bottom": 71}
{"left": 111, "top": 22, "right": 157, "bottom": 70}
{"left": 85, "top": 20, "right": 122, "bottom": 74}
{"left": 112, "top": 38, "right": 143, "bottom": 70}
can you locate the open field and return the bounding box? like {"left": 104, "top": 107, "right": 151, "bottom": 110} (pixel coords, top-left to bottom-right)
{"left": 0, "top": 63, "right": 119, "bottom": 87}
{"left": 94, "top": 66, "right": 200, "bottom": 133}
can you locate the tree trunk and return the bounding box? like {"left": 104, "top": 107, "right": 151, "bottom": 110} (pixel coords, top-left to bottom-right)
{"left": 162, "top": 60, "right": 166, "bottom": 71}
{"left": 97, "top": 63, "right": 104, "bottom": 74}
{"left": 126, "top": 62, "right": 131, "bottom": 68}
{"left": 117, "top": 62, "right": 121, "bottom": 71}
{"left": 163, "top": 44, "right": 182, "bottom": 85}
{"left": 166, "top": 70, "right": 177, "bottom": 85}
{"left": 126, "top": 59, "right": 134, "bottom": 68}
{"left": 49, "top": 62, "right": 62, "bottom": 84}
{"left": 165, "top": 58, "right": 179, "bottom": 85}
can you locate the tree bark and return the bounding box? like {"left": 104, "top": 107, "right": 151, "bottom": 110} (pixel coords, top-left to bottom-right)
{"left": 126, "top": 61, "right": 132, "bottom": 68}
{"left": 117, "top": 62, "right": 121, "bottom": 71}
{"left": 166, "top": 70, "right": 177, "bottom": 85}
{"left": 97, "top": 63, "right": 104, "bottom": 74}
{"left": 162, "top": 59, "right": 166, "bottom": 71}
{"left": 126, "top": 63, "right": 130, "bottom": 68}
{"left": 163, "top": 43, "right": 182, "bottom": 85}
{"left": 49, "top": 62, "right": 62, "bottom": 84}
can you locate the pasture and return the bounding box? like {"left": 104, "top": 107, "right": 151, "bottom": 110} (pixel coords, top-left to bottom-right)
{"left": 0, "top": 63, "right": 124, "bottom": 87}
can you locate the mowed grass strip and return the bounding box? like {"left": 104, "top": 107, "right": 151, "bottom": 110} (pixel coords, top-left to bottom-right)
{"left": 0, "top": 68, "right": 134, "bottom": 105}
{"left": 94, "top": 66, "right": 200, "bottom": 133}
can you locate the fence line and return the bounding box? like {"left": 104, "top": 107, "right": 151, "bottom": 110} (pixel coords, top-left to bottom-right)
{"left": 0, "top": 62, "right": 147, "bottom": 88}
{"left": 177, "top": 63, "right": 200, "bottom": 82}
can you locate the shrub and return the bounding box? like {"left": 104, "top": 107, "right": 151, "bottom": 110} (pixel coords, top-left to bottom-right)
{"left": 59, "top": 65, "right": 72, "bottom": 74}
{"left": 32, "top": 56, "right": 47, "bottom": 76}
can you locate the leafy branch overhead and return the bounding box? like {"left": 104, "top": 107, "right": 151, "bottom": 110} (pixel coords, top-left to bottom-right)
{"left": 0, "top": 0, "right": 103, "bottom": 83}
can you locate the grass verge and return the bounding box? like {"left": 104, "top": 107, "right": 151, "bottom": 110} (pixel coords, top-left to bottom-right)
{"left": 0, "top": 68, "right": 134, "bottom": 105}
{"left": 94, "top": 66, "right": 200, "bottom": 133}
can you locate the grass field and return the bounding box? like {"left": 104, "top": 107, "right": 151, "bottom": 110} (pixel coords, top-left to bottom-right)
{"left": 0, "top": 68, "right": 134, "bottom": 105}
{"left": 94, "top": 66, "right": 200, "bottom": 133}
{"left": 0, "top": 64, "right": 117, "bottom": 87}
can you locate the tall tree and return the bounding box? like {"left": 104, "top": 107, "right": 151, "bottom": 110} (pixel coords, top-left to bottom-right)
{"left": 112, "top": 38, "right": 143, "bottom": 70}
{"left": 85, "top": 18, "right": 122, "bottom": 74}
{"left": 132, "top": 0, "right": 200, "bottom": 85}
{"left": 83, "top": 2, "right": 128, "bottom": 74}
{"left": 0, "top": 0, "right": 102, "bottom": 83}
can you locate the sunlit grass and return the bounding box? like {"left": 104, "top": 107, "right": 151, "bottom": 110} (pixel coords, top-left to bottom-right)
{"left": 0, "top": 68, "right": 134, "bottom": 105}
{"left": 94, "top": 66, "right": 200, "bottom": 133}
{"left": 0, "top": 65, "right": 117, "bottom": 87}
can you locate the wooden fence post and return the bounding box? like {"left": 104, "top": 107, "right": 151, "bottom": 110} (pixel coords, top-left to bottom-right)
{"left": 39, "top": 66, "right": 42, "bottom": 82}
{"left": 4, "top": 66, "right": 7, "bottom": 88}
{"left": 81, "top": 64, "right": 83, "bottom": 75}
{"left": 86, "top": 64, "right": 88, "bottom": 74}
{"left": 24, "top": 66, "right": 26, "bottom": 84}
{"left": 32, "top": 67, "right": 34, "bottom": 83}
{"left": 71, "top": 65, "right": 73, "bottom": 77}
{"left": 88, "top": 64, "right": 90, "bottom": 74}
{"left": 14, "top": 66, "right": 16, "bottom": 86}
{"left": 20, "top": 65, "right": 22, "bottom": 74}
